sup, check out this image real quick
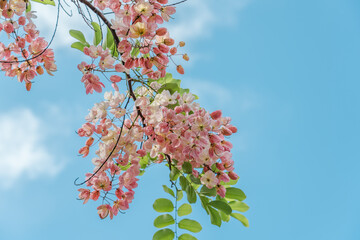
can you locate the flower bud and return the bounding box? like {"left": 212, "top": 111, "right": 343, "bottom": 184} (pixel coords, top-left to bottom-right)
{"left": 36, "top": 66, "right": 44, "bottom": 75}
{"left": 183, "top": 54, "right": 189, "bottom": 61}
{"left": 176, "top": 65, "right": 184, "bottom": 74}
{"left": 156, "top": 27, "right": 167, "bottom": 36}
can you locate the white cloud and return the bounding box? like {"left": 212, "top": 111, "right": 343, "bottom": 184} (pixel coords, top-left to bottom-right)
{"left": 0, "top": 108, "right": 63, "bottom": 189}
{"left": 32, "top": 1, "right": 94, "bottom": 48}
{"left": 169, "top": 0, "right": 251, "bottom": 41}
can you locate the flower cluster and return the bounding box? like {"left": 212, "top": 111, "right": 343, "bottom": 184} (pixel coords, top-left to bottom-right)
{"left": 76, "top": 0, "right": 188, "bottom": 94}
{"left": 77, "top": 84, "right": 238, "bottom": 219}
{"left": 0, "top": 1, "right": 56, "bottom": 90}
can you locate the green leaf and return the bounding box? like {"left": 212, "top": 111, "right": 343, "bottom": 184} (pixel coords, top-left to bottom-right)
{"left": 222, "top": 179, "right": 239, "bottom": 186}
{"left": 153, "top": 198, "right": 174, "bottom": 213}
{"left": 26, "top": 2, "right": 31, "bottom": 12}
{"left": 178, "top": 219, "right": 202, "bottom": 233}
{"left": 225, "top": 187, "right": 246, "bottom": 201}
{"left": 189, "top": 175, "right": 201, "bottom": 185}
{"left": 71, "top": 42, "right": 86, "bottom": 52}
{"left": 228, "top": 201, "right": 250, "bottom": 212}
{"left": 177, "top": 190, "right": 183, "bottom": 201}
{"left": 69, "top": 30, "right": 87, "bottom": 44}
{"left": 138, "top": 169, "right": 145, "bottom": 176}
{"left": 178, "top": 204, "right": 192, "bottom": 217}
{"left": 104, "top": 27, "right": 114, "bottom": 49}
{"left": 131, "top": 47, "right": 140, "bottom": 57}
{"left": 208, "top": 200, "right": 232, "bottom": 215}
{"left": 208, "top": 207, "right": 222, "bottom": 227}
{"left": 200, "top": 186, "right": 216, "bottom": 197}
{"left": 230, "top": 213, "right": 249, "bottom": 227}
{"left": 186, "top": 185, "right": 197, "bottom": 204}
{"left": 140, "top": 155, "right": 149, "bottom": 168}
{"left": 179, "top": 176, "right": 188, "bottom": 191}
{"left": 30, "top": 0, "right": 55, "bottom": 6}
{"left": 199, "top": 196, "right": 210, "bottom": 214}
{"left": 182, "top": 162, "right": 192, "bottom": 174}
{"left": 220, "top": 211, "right": 231, "bottom": 222}
{"left": 178, "top": 88, "right": 190, "bottom": 95}
{"left": 170, "top": 167, "right": 180, "bottom": 181}
{"left": 154, "top": 214, "right": 175, "bottom": 228}
{"left": 152, "top": 228, "right": 175, "bottom": 240}
{"left": 178, "top": 234, "right": 197, "bottom": 240}
{"left": 91, "top": 22, "right": 102, "bottom": 46}
{"left": 162, "top": 185, "right": 175, "bottom": 198}
{"left": 158, "top": 83, "right": 180, "bottom": 95}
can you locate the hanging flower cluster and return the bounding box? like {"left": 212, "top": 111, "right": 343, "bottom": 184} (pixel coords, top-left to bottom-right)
{"left": 74, "top": 0, "right": 188, "bottom": 95}
{"left": 1, "top": 0, "right": 249, "bottom": 234}
{"left": 77, "top": 82, "right": 238, "bottom": 219}
{"left": 68, "top": 0, "right": 247, "bottom": 224}
{"left": 0, "top": 0, "right": 56, "bottom": 90}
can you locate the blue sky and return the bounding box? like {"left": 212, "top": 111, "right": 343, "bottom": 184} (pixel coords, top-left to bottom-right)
{"left": 0, "top": 0, "right": 360, "bottom": 239}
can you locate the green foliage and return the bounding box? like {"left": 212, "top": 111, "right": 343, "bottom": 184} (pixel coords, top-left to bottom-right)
{"left": 199, "top": 196, "right": 210, "bottom": 214}
{"left": 70, "top": 42, "right": 88, "bottom": 52}
{"left": 162, "top": 185, "right": 175, "bottom": 198}
{"left": 208, "top": 200, "right": 232, "bottom": 215}
{"left": 186, "top": 186, "right": 197, "bottom": 204}
{"left": 150, "top": 73, "right": 198, "bottom": 99}
{"left": 228, "top": 201, "right": 250, "bottom": 212}
{"left": 91, "top": 22, "right": 102, "bottom": 46}
{"left": 26, "top": 2, "right": 31, "bottom": 12}
{"left": 179, "top": 176, "right": 196, "bottom": 204}
{"left": 152, "top": 228, "right": 175, "bottom": 240}
{"left": 178, "top": 234, "right": 198, "bottom": 240}
{"left": 177, "top": 190, "right": 183, "bottom": 201}
{"left": 153, "top": 198, "right": 174, "bottom": 213}
{"left": 182, "top": 162, "right": 192, "bottom": 174}
{"left": 178, "top": 204, "right": 192, "bottom": 217}
{"left": 189, "top": 175, "right": 201, "bottom": 185}
{"left": 169, "top": 167, "right": 180, "bottom": 181}
{"left": 200, "top": 185, "right": 216, "bottom": 197}
{"left": 178, "top": 219, "right": 202, "bottom": 233}
{"left": 69, "top": 30, "right": 90, "bottom": 52}
{"left": 30, "top": 0, "right": 55, "bottom": 6}
{"left": 219, "top": 211, "right": 231, "bottom": 222}
{"left": 230, "top": 213, "right": 249, "bottom": 227}
{"left": 69, "top": 30, "right": 87, "bottom": 44}
{"left": 225, "top": 187, "right": 247, "bottom": 201}
{"left": 222, "top": 179, "right": 239, "bottom": 186}
{"left": 154, "top": 214, "right": 175, "bottom": 228}
{"left": 208, "top": 206, "right": 222, "bottom": 227}
{"left": 139, "top": 154, "right": 151, "bottom": 168}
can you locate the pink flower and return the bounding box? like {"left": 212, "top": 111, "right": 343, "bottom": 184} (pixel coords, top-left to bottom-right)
{"left": 94, "top": 174, "right": 112, "bottom": 191}
{"left": 79, "top": 146, "right": 90, "bottom": 157}
{"left": 210, "top": 110, "right": 222, "bottom": 120}
{"left": 97, "top": 204, "right": 113, "bottom": 219}
{"left": 200, "top": 171, "right": 219, "bottom": 189}
{"left": 78, "top": 188, "right": 90, "bottom": 204}
{"left": 81, "top": 73, "right": 105, "bottom": 94}
{"left": 216, "top": 185, "right": 226, "bottom": 198}
{"left": 161, "top": 6, "right": 176, "bottom": 22}
{"left": 90, "top": 190, "right": 100, "bottom": 201}
{"left": 3, "top": 22, "right": 14, "bottom": 34}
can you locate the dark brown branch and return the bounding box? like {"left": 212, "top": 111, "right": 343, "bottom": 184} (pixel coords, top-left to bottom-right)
{"left": 77, "top": 0, "right": 120, "bottom": 47}
{"left": 77, "top": 0, "right": 145, "bottom": 124}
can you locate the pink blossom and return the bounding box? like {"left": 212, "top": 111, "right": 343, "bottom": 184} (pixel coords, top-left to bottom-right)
{"left": 78, "top": 189, "right": 91, "bottom": 204}
{"left": 200, "top": 171, "right": 219, "bottom": 189}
